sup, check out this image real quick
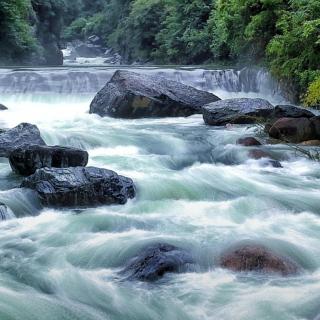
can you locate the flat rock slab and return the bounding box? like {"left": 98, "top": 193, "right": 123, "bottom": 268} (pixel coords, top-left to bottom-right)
{"left": 89, "top": 70, "right": 220, "bottom": 118}
{"left": 219, "top": 244, "right": 299, "bottom": 276}
{"left": 121, "top": 243, "right": 194, "bottom": 282}
{"left": 203, "top": 98, "right": 274, "bottom": 126}
{"left": 10, "top": 145, "right": 89, "bottom": 176}
{"left": 0, "top": 123, "right": 46, "bottom": 157}
{"left": 21, "top": 167, "right": 136, "bottom": 208}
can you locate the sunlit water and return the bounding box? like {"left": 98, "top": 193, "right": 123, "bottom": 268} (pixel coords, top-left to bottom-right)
{"left": 0, "top": 67, "right": 319, "bottom": 320}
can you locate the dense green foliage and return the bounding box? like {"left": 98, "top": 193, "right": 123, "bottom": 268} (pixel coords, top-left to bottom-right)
{"left": 0, "top": 0, "right": 37, "bottom": 64}
{"left": 0, "top": 0, "right": 319, "bottom": 102}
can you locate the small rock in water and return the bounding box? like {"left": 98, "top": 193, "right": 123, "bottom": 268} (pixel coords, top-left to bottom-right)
{"left": 0, "top": 123, "right": 46, "bottom": 158}
{"left": 248, "top": 149, "right": 282, "bottom": 168}
{"left": 203, "top": 98, "right": 274, "bottom": 126}
{"left": 89, "top": 70, "right": 220, "bottom": 118}
{"left": 301, "top": 140, "right": 320, "bottom": 146}
{"left": 0, "top": 104, "right": 8, "bottom": 110}
{"left": 9, "top": 145, "right": 89, "bottom": 176}
{"left": 21, "top": 167, "right": 136, "bottom": 208}
{"left": 237, "top": 137, "right": 262, "bottom": 146}
{"left": 219, "top": 244, "right": 299, "bottom": 276}
{"left": 121, "top": 243, "right": 194, "bottom": 282}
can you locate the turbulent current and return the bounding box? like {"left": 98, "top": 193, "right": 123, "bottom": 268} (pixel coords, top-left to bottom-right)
{"left": 0, "top": 66, "right": 319, "bottom": 320}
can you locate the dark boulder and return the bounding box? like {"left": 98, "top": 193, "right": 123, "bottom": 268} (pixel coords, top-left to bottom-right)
{"left": 0, "top": 123, "right": 46, "bottom": 158}
{"left": 311, "top": 116, "right": 320, "bottom": 138}
{"left": 89, "top": 70, "right": 220, "bottom": 118}
{"left": 269, "top": 117, "right": 315, "bottom": 143}
{"left": 237, "top": 137, "right": 262, "bottom": 146}
{"left": 272, "top": 105, "right": 315, "bottom": 119}
{"left": 0, "top": 203, "right": 13, "bottom": 220}
{"left": 21, "top": 167, "right": 136, "bottom": 208}
{"left": 0, "top": 104, "right": 7, "bottom": 110}
{"left": 121, "top": 243, "right": 194, "bottom": 282}
{"left": 219, "top": 244, "right": 299, "bottom": 276}
{"left": 203, "top": 98, "right": 274, "bottom": 126}
{"left": 9, "top": 145, "right": 89, "bottom": 176}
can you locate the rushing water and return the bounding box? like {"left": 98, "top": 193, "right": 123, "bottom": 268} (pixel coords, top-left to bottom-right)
{"left": 0, "top": 66, "right": 319, "bottom": 320}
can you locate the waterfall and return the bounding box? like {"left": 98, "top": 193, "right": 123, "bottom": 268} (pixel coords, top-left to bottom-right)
{"left": 0, "top": 67, "right": 285, "bottom": 104}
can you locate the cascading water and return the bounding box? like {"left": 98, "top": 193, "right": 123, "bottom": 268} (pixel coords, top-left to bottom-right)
{"left": 0, "top": 66, "right": 319, "bottom": 320}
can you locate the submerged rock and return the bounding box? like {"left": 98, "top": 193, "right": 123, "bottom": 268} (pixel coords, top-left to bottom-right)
{"left": 21, "top": 167, "right": 135, "bottom": 208}
{"left": 0, "top": 123, "right": 46, "bottom": 157}
{"left": 248, "top": 149, "right": 282, "bottom": 168}
{"left": 219, "top": 244, "right": 299, "bottom": 276}
{"left": 121, "top": 243, "right": 194, "bottom": 282}
{"left": 237, "top": 137, "right": 262, "bottom": 146}
{"left": 9, "top": 145, "right": 89, "bottom": 176}
{"left": 203, "top": 98, "right": 274, "bottom": 126}
{"left": 269, "top": 117, "right": 315, "bottom": 143}
{"left": 0, "top": 203, "right": 14, "bottom": 220}
{"left": 0, "top": 104, "right": 8, "bottom": 110}
{"left": 89, "top": 70, "right": 220, "bottom": 118}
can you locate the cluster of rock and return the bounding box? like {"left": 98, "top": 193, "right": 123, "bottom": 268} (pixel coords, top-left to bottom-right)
{"left": 120, "top": 242, "right": 300, "bottom": 282}
{"left": 0, "top": 123, "right": 136, "bottom": 214}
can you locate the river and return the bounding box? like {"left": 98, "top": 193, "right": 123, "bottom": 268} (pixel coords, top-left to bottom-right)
{"left": 0, "top": 66, "right": 319, "bottom": 320}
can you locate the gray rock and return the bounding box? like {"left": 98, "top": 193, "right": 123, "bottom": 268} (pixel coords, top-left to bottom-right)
{"left": 9, "top": 145, "right": 89, "bottom": 176}
{"left": 220, "top": 244, "right": 299, "bottom": 276}
{"left": 273, "top": 105, "right": 315, "bottom": 119}
{"left": 121, "top": 243, "right": 194, "bottom": 282}
{"left": 89, "top": 70, "right": 220, "bottom": 118}
{"left": 203, "top": 98, "right": 274, "bottom": 126}
{"left": 0, "top": 123, "right": 46, "bottom": 158}
{"left": 21, "top": 167, "right": 136, "bottom": 208}
{"left": 0, "top": 104, "right": 8, "bottom": 110}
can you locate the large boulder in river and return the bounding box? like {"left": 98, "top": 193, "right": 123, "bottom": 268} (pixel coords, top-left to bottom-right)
{"left": 203, "top": 98, "right": 274, "bottom": 126}
{"left": 0, "top": 123, "right": 46, "bottom": 157}
{"left": 89, "top": 70, "right": 220, "bottom": 118}
{"left": 21, "top": 167, "right": 135, "bottom": 208}
{"left": 269, "top": 117, "right": 316, "bottom": 143}
{"left": 9, "top": 145, "right": 89, "bottom": 176}
{"left": 219, "top": 244, "right": 299, "bottom": 276}
{"left": 121, "top": 243, "right": 194, "bottom": 282}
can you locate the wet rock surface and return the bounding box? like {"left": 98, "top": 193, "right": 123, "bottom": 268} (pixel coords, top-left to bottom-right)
{"left": 0, "top": 104, "right": 8, "bottom": 110}
{"left": 89, "top": 70, "right": 220, "bottom": 118}
{"left": 9, "top": 145, "right": 89, "bottom": 176}
{"left": 21, "top": 167, "right": 136, "bottom": 208}
{"left": 121, "top": 243, "right": 194, "bottom": 282}
{"left": 203, "top": 98, "right": 274, "bottom": 126}
{"left": 0, "top": 123, "right": 46, "bottom": 158}
{"left": 269, "top": 117, "right": 316, "bottom": 143}
{"left": 219, "top": 244, "right": 299, "bottom": 276}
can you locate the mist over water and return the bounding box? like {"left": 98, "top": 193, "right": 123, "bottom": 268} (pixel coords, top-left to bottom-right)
{"left": 0, "top": 67, "right": 319, "bottom": 320}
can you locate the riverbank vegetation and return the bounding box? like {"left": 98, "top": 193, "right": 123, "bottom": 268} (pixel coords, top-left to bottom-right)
{"left": 0, "top": 0, "right": 319, "bottom": 104}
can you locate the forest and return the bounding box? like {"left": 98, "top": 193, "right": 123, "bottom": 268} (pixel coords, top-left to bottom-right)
{"left": 0, "top": 0, "right": 319, "bottom": 105}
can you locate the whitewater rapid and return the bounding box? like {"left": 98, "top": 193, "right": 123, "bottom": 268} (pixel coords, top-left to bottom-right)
{"left": 0, "top": 67, "right": 319, "bottom": 320}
